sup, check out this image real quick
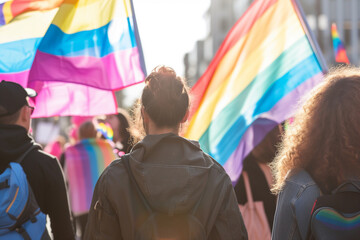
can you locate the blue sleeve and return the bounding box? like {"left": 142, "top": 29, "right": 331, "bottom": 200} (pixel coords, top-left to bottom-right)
{"left": 272, "top": 179, "right": 320, "bottom": 240}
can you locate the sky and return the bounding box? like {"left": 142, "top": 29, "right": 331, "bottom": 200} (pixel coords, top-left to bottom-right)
{"left": 124, "top": 0, "right": 210, "bottom": 106}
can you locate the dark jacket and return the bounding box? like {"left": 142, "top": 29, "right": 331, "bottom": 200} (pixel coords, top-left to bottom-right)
{"left": 0, "top": 124, "right": 75, "bottom": 240}
{"left": 85, "top": 133, "right": 248, "bottom": 240}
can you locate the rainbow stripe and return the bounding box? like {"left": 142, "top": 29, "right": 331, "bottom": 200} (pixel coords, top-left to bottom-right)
{"left": 65, "top": 138, "right": 116, "bottom": 216}
{"left": 331, "top": 23, "right": 350, "bottom": 64}
{"left": 315, "top": 208, "right": 360, "bottom": 230}
{"left": 0, "top": 9, "right": 57, "bottom": 86}
{"left": 184, "top": 0, "right": 327, "bottom": 184}
{"left": 0, "top": 0, "right": 62, "bottom": 26}
{"left": 97, "top": 122, "right": 114, "bottom": 141}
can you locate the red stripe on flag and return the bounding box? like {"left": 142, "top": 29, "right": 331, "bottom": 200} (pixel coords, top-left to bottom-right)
{"left": 190, "top": 0, "right": 278, "bottom": 118}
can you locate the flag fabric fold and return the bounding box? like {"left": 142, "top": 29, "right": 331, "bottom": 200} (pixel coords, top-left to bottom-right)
{"left": 29, "top": 0, "right": 146, "bottom": 91}
{"left": 0, "top": 0, "right": 62, "bottom": 26}
{"left": 0, "top": 9, "right": 58, "bottom": 86}
{"left": 184, "top": 0, "right": 327, "bottom": 184}
{"left": 28, "top": 0, "right": 146, "bottom": 117}
{"left": 331, "top": 23, "right": 350, "bottom": 64}
{"left": 1, "top": 0, "right": 146, "bottom": 118}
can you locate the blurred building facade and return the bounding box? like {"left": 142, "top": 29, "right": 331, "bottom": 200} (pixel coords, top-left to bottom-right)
{"left": 184, "top": 0, "right": 360, "bottom": 86}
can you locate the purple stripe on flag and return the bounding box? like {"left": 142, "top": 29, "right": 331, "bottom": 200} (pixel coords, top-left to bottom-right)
{"left": 29, "top": 81, "right": 118, "bottom": 118}
{"left": 0, "top": 3, "right": 5, "bottom": 26}
{"left": 29, "top": 48, "right": 146, "bottom": 90}
{"left": 224, "top": 72, "right": 324, "bottom": 184}
{"left": 0, "top": 71, "right": 29, "bottom": 87}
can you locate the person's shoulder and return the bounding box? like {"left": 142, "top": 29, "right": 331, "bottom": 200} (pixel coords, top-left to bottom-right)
{"left": 26, "top": 146, "right": 58, "bottom": 164}
{"left": 98, "top": 156, "right": 128, "bottom": 182}
{"left": 286, "top": 169, "right": 317, "bottom": 188}
{"left": 281, "top": 169, "right": 321, "bottom": 212}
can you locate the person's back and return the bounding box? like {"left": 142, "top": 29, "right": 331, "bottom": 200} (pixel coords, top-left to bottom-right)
{"left": 271, "top": 67, "right": 360, "bottom": 240}
{"left": 0, "top": 80, "right": 74, "bottom": 239}
{"left": 85, "top": 66, "right": 247, "bottom": 239}
{"left": 64, "top": 121, "right": 116, "bottom": 238}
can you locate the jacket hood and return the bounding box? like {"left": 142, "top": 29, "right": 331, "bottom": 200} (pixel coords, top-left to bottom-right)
{"left": 129, "top": 133, "right": 214, "bottom": 215}
{"left": 0, "top": 124, "right": 36, "bottom": 171}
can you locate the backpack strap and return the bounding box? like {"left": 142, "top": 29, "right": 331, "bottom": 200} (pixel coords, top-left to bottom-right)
{"left": 333, "top": 181, "right": 360, "bottom": 194}
{"left": 14, "top": 144, "right": 41, "bottom": 164}
{"left": 122, "top": 154, "right": 154, "bottom": 214}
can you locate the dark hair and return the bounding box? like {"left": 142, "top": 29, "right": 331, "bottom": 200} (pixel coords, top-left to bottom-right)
{"left": 78, "top": 121, "right": 97, "bottom": 140}
{"left": 141, "top": 66, "right": 190, "bottom": 128}
{"left": 115, "top": 108, "right": 132, "bottom": 153}
{"left": 0, "top": 107, "right": 21, "bottom": 124}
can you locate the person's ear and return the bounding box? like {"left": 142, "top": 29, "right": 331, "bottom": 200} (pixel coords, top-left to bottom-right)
{"left": 181, "top": 110, "right": 189, "bottom": 123}
{"left": 20, "top": 106, "right": 29, "bottom": 122}
{"left": 141, "top": 106, "right": 149, "bottom": 123}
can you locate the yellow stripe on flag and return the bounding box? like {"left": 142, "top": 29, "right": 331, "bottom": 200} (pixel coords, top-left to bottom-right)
{"left": 185, "top": 0, "right": 305, "bottom": 140}
{"left": 3, "top": 1, "right": 13, "bottom": 24}
{"left": 0, "top": 9, "right": 58, "bottom": 44}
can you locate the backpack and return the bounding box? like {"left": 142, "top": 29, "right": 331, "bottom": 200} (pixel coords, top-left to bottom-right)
{"left": 0, "top": 146, "right": 50, "bottom": 240}
{"left": 307, "top": 181, "right": 360, "bottom": 240}
{"left": 122, "top": 154, "right": 207, "bottom": 240}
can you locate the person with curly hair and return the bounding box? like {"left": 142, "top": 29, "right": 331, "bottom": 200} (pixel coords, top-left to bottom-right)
{"left": 271, "top": 67, "right": 360, "bottom": 239}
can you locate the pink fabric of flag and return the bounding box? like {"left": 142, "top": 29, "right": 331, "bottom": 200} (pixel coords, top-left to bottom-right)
{"left": 27, "top": 0, "right": 146, "bottom": 117}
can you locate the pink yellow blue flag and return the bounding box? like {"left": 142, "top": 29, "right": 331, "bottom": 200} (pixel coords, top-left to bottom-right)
{"left": 0, "top": 0, "right": 146, "bottom": 117}
{"left": 331, "top": 23, "right": 350, "bottom": 64}
{"left": 184, "top": 0, "right": 327, "bottom": 184}
{"left": 0, "top": 5, "right": 58, "bottom": 86}
{"left": 28, "top": 0, "right": 146, "bottom": 117}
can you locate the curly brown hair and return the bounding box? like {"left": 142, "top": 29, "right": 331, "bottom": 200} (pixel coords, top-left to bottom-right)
{"left": 271, "top": 66, "right": 360, "bottom": 194}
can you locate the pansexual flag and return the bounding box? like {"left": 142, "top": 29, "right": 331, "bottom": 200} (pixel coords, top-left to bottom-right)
{"left": 331, "top": 23, "right": 350, "bottom": 64}
{"left": 0, "top": 8, "right": 57, "bottom": 86}
{"left": 0, "top": 0, "right": 62, "bottom": 26}
{"left": 28, "top": 0, "right": 146, "bottom": 117}
{"left": 65, "top": 138, "right": 116, "bottom": 216}
{"left": 185, "top": 0, "right": 327, "bottom": 184}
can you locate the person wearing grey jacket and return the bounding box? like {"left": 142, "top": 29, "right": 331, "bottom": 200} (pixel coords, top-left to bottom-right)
{"left": 84, "top": 66, "right": 247, "bottom": 240}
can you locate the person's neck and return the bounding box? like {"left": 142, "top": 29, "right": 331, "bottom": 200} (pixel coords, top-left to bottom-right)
{"left": 146, "top": 122, "right": 179, "bottom": 135}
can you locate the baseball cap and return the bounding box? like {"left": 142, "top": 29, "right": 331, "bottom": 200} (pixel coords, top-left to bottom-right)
{"left": 0, "top": 80, "right": 37, "bottom": 117}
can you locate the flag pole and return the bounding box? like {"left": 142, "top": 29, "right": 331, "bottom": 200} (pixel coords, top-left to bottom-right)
{"left": 130, "top": 0, "right": 147, "bottom": 76}
{"left": 291, "top": 0, "right": 328, "bottom": 73}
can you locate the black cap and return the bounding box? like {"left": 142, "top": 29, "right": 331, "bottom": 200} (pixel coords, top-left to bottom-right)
{"left": 0, "top": 80, "right": 37, "bottom": 117}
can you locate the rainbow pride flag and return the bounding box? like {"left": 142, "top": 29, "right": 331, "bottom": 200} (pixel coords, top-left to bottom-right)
{"left": 0, "top": 8, "right": 57, "bottom": 86}
{"left": 97, "top": 122, "right": 114, "bottom": 141}
{"left": 0, "top": 0, "right": 62, "bottom": 26}
{"left": 331, "top": 23, "right": 350, "bottom": 64}
{"left": 65, "top": 138, "right": 116, "bottom": 216}
{"left": 28, "top": 0, "right": 146, "bottom": 117}
{"left": 185, "top": 0, "right": 327, "bottom": 184}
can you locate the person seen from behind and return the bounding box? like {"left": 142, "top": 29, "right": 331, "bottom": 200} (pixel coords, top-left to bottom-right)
{"left": 63, "top": 120, "right": 116, "bottom": 239}
{"left": 105, "top": 108, "right": 137, "bottom": 155}
{"left": 271, "top": 67, "right": 360, "bottom": 239}
{"left": 0, "top": 80, "right": 74, "bottom": 239}
{"left": 85, "top": 66, "right": 248, "bottom": 240}
{"left": 235, "top": 124, "right": 281, "bottom": 239}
